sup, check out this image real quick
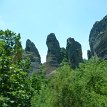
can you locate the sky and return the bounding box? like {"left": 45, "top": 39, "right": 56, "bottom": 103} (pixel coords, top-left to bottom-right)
{"left": 0, "top": 0, "right": 107, "bottom": 63}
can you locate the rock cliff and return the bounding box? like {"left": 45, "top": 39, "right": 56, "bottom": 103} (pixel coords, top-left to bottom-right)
{"left": 66, "top": 38, "right": 83, "bottom": 68}
{"left": 46, "top": 33, "right": 61, "bottom": 66}
{"left": 23, "top": 34, "right": 83, "bottom": 74}
{"left": 89, "top": 15, "right": 107, "bottom": 59}
{"left": 45, "top": 34, "right": 83, "bottom": 73}
{"left": 87, "top": 50, "right": 92, "bottom": 59}
{"left": 23, "top": 39, "right": 41, "bottom": 73}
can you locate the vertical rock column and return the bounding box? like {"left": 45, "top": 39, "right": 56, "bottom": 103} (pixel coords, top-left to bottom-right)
{"left": 66, "top": 37, "right": 83, "bottom": 68}
{"left": 24, "top": 39, "right": 41, "bottom": 73}
{"left": 46, "top": 33, "right": 61, "bottom": 67}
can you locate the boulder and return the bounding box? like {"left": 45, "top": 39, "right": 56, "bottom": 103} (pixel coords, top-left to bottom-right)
{"left": 66, "top": 37, "right": 83, "bottom": 68}
{"left": 89, "top": 15, "right": 107, "bottom": 59}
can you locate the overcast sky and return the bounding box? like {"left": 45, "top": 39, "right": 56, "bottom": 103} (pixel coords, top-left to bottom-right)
{"left": 0, "top": 0, "right": 107, "bottom": 62}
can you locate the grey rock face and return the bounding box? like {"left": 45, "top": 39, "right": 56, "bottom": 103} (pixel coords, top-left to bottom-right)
{"left": 46, "top": 33, "right": 61, "bottom": 67}
{"left": 24, "top": 39, "right": 41, "bottom": 73}
{"left": 25, "top": 39, "right": 40, "bottom": 59}
{"left": 45, "top": 33, "right": 62, "bottom": 74}
{"left": 89, "top": 15, "right": 107, "bottom": 59}
{"left": 87, "top": 50, "right": 92, "bottom": 59}
{"left": 66, "top": 38, "right": 83, "bottom": 68}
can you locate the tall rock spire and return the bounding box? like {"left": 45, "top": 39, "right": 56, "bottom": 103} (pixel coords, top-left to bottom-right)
{"left": 23, "top": 39, "right": 41, "bottom": 73}
{"left": 46, "top": 33, "right": 61, "bottom": 66}
{"left": 66, "top": 37, "right": 83, "bottom": 68}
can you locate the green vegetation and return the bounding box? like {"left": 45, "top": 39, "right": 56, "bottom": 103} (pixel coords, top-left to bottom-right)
{"left": 0, "top": 29, "right": 107, "bottom": 107}
{"left": 31, "top": 57, "right": 107, "bottom": 107}
{"left": 0, "top": 30, "right": 32, "bottom": 107}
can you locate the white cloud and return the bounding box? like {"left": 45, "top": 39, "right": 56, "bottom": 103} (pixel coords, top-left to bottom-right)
{"left": 83, "top": 50, "right": 88, "bottom": 59}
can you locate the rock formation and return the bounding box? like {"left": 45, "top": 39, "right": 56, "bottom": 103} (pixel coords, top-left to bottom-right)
{"left": 45, "top": 33, "right": 61, "bottom": 73}
{"left": 45, "top": 34, "right": 83, "bottom": 72}
{"left": 46, "top": 33, "right": 61, "bottom": 66}
{"left": 23, "top": 39, "right": 41, "bottom": 73}
{"left": 25, "top": 39, "right": 40, "bottom": 59}
{"left": 66, "top": 38, "right": 83, "bottom": 68}
{"left": 89, "top": 15, "right": 107, "bottom": 59}
{"left": 87, "top": 50, "right": 92, "bottom": 59}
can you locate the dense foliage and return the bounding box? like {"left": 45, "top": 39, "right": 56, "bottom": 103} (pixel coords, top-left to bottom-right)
{"left": 0, "top": 30, "right": 32, "bottom": 106}
{"left": 0, "top": 29, "right": 107, "bottom": 107}
{"left": 31, "top": 57, "right": 107, "bottom": 107}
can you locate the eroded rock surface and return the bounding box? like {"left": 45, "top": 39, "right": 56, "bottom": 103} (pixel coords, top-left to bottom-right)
{"left": 23, "top": 39, "right": 41, "bottom": 73}
{"left": 66, "top": 38, "right": 83, "bottom": 68}
{"left": 46, "top": 33, "right": 61, "bottom": 66}
{"left": 89, "top": 15, "right": 107, "bottom": 59}
{"left": 45, "top": 33, "right": 61, "bottom": 73}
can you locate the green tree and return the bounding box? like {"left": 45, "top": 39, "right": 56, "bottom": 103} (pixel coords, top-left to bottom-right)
{"left": 0, "top": 30, "right": 31, "bottom": 107}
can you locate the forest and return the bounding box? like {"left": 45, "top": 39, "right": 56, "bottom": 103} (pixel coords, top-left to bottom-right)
{"left": 0, "top": 29, "right": 107, "bottom": 107}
